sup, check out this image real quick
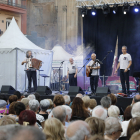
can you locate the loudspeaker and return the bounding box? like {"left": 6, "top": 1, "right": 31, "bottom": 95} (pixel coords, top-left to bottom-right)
{"left": 68, "top": 86, "right": 84, "bottom": 96}
{"left": 96, "top": 87, "right": 111, "bottom": 97}
{"left": 36, "top": 86, "right": 52, "bottom": 95}
{"left": 1, "top": 85, "right": 16, "bottom": 94}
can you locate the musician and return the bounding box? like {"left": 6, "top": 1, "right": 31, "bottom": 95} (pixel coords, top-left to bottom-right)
{"left": 21, "top": 50, "right": 37, "bottom": 93}
{"left": 51, "top": 69, "right": 59, "bottom": 90}
{"left": 86, "top": 53, "right": 100, "bottom": 94}
{"left": 67, "top": 58, "right": 78, "bottom": 86}
{"left": 115, "top": 46, "right": 132, "bottom": 94}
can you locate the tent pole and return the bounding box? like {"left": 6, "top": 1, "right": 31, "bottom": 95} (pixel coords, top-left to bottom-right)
{"left": 15, "top": 48, "right": 18, "bottom": 90}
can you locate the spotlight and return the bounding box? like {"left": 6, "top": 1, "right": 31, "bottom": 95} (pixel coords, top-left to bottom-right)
{"left": 91, "top": 6, "right": 97, "bottom": 16}
{"left": 134, "top": 2, "right": 140, "bottom": 13}
{"left": 103, "top": 4, "right": 110, "bottom": 15}
{"left": 81, "top": 6, "right": 87, "bottom": 17}
{"left": 122, "top": 2, "right": 130, "bottom": 14}
{"left": 113, "top": 4, "right": 118, "bottom": 14}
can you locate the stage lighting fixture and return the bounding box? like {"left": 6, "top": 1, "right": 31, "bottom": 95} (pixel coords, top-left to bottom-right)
{"left": 81, "top": 6, "right": 87, "bottom": 17}
{"left": 103, "top": 4, "right": 110, "bottom": 15}
{"left": 113, "top": 4, "right": 118, "bottom": 14}
{"left": 91, "top": 6, "right": 97, "bottom": 16}
{"left": 122, "top": 2, "right": 130, "bottom": 14}
{"left": 134, "top": 2, "right": 140, "bottom": 13}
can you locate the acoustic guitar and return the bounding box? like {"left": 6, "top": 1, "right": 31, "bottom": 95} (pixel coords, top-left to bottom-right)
{"left": 86, "top": 61, "right": 96, "bottom": 77}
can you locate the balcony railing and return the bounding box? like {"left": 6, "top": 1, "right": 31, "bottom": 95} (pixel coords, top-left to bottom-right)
{"left": 0, "top": 0, "right": 26, "bottom": 9}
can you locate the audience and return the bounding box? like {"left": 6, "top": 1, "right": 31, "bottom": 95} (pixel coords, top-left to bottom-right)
{"left": 0, "top": 116, "right": 16, "bottom": 125}
{"left": 29, "top": 99, "right": 45, "bottom": 129}
{"left": 34, "top": 92, "right": 41, "bottom": 103}
{"left": 107, "top": 93, "right": 117, "bottom": 105}
{"left": 89, "top": 99, "right": 97, "bottom": 113}
{"left": 71, "top": 97, "right": 90, "bottom": 121}
{"left": 108, "top": 105, "right": 120, "bottom": 120}
{"left": 127, "top": 117, "right": 140, "bottom": 140}
{"left": 62, "top": 105, "right": 72, "bottom": 123}
{"left": 39, "top": 99, "right": 50, "bottom": 120}
{"left": 46, "top": 99, "right": 53, "bottom": 114}
{"left": 6, "top": 95, "right": 18, "bottom": 110}
{"left": 131, "top": 95, "right": 140, "bottom": 105}
{"left": 53, "top": 94, "right": 65, "bottom": 107}
{"left": 82, "top": 96, "right": 90, "bottom": 110}
{"left": 131, "top": 101, "right": 140, "bottom": 118}
{"left": 64, "top": 95, "right": 71, "bottom": 105}
{"left": 19, "top": 110, "right": 36, "bottom": 126}
{"left": 124, "top": 105, "right": 132, "bottom": 121}
{"left": 0, "top": 99, "right": 7, "bottom": 114}
{"left": 104, "top": 117, "right": 122, "bottom": 140}
{"left": 14, "top": 91, "right": 22, "bottom": 101}
{"left": 76, "top": 93, "right": 83, "bottom": 98}
{"left": 43, "top": 118, "right": 65, "bottom": 140}
{"left": 9, "top": 101, "right": 17, "bottom": 117}
{"left": 100, "top": 96, "right": 111, "bottom": 110}
{"left": 88, "top": 135, "right": 105, "bottom": 140}
{"left": 85, "top": 117, "right": 105, "bottom": 136}
{"left": 21, "top": 98, "right": 30, "bottom": 110}
{"left": 66, "top": 120, "right": 90, "bottom": 140}
{"left": 130, "top": 131, "right": 140, "bottom": 140}
{"left": 27, "top": 94, "right": 36, "bottom": 101}
{"left": 92, "top": 105, "right": 107, "bottom": 120}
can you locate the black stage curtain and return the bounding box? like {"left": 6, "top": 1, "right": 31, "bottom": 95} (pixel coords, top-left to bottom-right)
{"left": 83, "top": 7, "right": 140, "bottom": 76}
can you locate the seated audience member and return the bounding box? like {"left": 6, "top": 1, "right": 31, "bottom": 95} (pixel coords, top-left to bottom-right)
{"left": 29, "top": 99, "right": 45, "bottom": 129}
{"left": 107, "top": 93, "right": 117, "bottom": 105}
{"left": 21, "top": 98, "right": 30, "bottom": 110}
{"left": 9, "top": 102, "right": 17, "bottom": 118}
{"left": 19, "top": 110, "right": 36, "bottom": 126}
{"left": 7, "top": 125, "right": 46, "bottom": 140}
{"left": 104, "top": 117, "right": 122, "bottom": 140}
{"left": 14, "top": 102, "right": 26, "bottom": 121}
{"left": 131, "top": 95, "right": 140, "bottom": 105}
{"left": 108, "top": 105, "right": 121, "bottom": 121}
{"left": 130, "top": 131, "right": 140, "bottom": 140}
{"left": 0, "top": 95, "right": 8, "bottom": 103}
{"left": 62, "top": 105, "right": 72, "bottom": 123}
{"left": 34, "top": 92, "right": 41, "bottom": 103}
{"left": 82, "top": 96, "right": 90, "bottom": 111}
{"left": 127, "top": 117, "right": 140, "bottom": 140}
{"left": 53, "top": 94, "right": 65, "bottom": 107}
{"left": 27, "top": 94, "right": 36, "bottom": 101}
{"left": 88, "top": 135, "right": 105, "bottom": 140}
{"left": 14, "top": 91, "right": 22, "bottom": 101}
{"left": 43, "top": 118, "right": 65, "bottom": 140}
{"left": 71, "top": 97, "right": 90, "bottom": 121}
{"left": 51, "top": 106, "right": 66, "bottom": 126}
{"left": 6, "top": 95, "right": 18, "bottom": 109}
{"left": 0, "top": 100, "right": 8, "bottom": 114}
{"left": 39, "top": 99, "right": 50, "bottom": 120}
{"left": 46, "top": 99, "right": 53, "bottom": 114}
{"left": 76, "top": 93, "right": 83, "bottom": 98}
{"left": 66, "top": 120, "right": 90, "bottom": 140}
{"left": 85, "top": 117, "right": 105, "bottom": 137}
{"left": 63, "top": 95, "right": 71, "bottom": 105}
{"left": 100, "top": 96, "right": 111, "bottom": 110}
{"left": 0, "top": 116, "right": 16, "bottom": 126}
{"left": 92, "top": 106, "right": 107, "bottom": 120}
{"left": 131, "top": 102, "right": 140, "bottom": 118}
{"left": 89, "top": 99, "right": 97, "bottom": 114}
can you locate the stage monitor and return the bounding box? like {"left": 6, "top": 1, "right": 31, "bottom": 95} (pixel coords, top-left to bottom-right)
{"left": 96, "top": 87, "right": 111, "bottom": 97}
{"left": 36, "top": 86, "right": 52, "bottom": 95}
{"left": 68, "top": 86, "right": 84, "bottom": 96}
{"left": 1, "top": 85, "right": 16, "bottom": 94}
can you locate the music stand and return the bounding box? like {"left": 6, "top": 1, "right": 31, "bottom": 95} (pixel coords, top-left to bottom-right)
{"left": 38, "top": 70, "right": 44, "bottom": 86}
{"left": 133, "top": 72, "right": 140, "bottom": 92}
{"left": 39, "top": 74, "right": 50, "bottom": 86}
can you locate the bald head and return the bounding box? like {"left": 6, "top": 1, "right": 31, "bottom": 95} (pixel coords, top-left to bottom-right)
{"left": 76, "top": 93, "right": 83, "bottom": 99}
{"left": 69, "top": 58, "right": 73, "bottom": 64}
{"left": 66, "top": 121, "right": 90, "bottom": 140}
{"left": 133, "top": 95, "right": 140, "bottom": 104}
{"left": 91, "top": 53, "right": 96, "bottom": 61}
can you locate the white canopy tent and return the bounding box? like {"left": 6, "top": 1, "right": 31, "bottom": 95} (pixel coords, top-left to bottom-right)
{"left": 0, "top": 17, "right": 53, "bottom": 91}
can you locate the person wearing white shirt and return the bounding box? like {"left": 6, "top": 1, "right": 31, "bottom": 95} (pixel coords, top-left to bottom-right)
{"left": 86, "top": 53, "right": 100, "bottom": 94}
{"left": 115, "top": 46, "right": 132, "bottom": 94}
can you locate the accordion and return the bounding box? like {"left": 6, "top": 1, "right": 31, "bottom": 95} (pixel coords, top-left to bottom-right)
{"left": 29, "top": 58, "right": 42, "bottom": 70}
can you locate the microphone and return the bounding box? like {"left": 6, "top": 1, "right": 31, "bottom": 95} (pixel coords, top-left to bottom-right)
{"left": 108, "top": 50, "right": 113, "bottom": 53}
{"left": 61, "top": 61, "right": 64, "bottom": 63}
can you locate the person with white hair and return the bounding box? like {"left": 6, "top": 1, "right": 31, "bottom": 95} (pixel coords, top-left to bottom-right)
{"left": 108, "top": 105, "right": 120, "bottom": 120}
{"left": 104, "top": 117, "right": 122, "bottom": 140}
{"left": 29, "top": 99, "right": 45, "bottom": 129}
{"left": 76, "top": 93, "right": 83, "bottom": 98}
{"left": 66, "top": 120, "right": 91, "bottom": 140}
{"left": 100, "top": 96, "right": 111, "bottom": 110}
{"left": 39, "top": 99, "right": 50, "bottom": 120}
{"left": 27, "top": 94, "right": 36, "bottom": 101}
{"left": 67, "top": 58, "right": 78, "bottom": 86}
{"left": 92, "top": 105, "right": 107, "bottom": 120}
{"left": 86, "top": 53, "right": 100, "bottom": 94}
{"left": 131, "top": 101, "right": 140, "bottom": 118}
{"left": 63, "top": 95, "right": 71, "bottom": 105}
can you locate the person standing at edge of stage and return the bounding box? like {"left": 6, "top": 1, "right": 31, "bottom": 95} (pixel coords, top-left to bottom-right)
{"left": 21, "top": 50, "right": 37, "bottom": 93}
{"left": 86, "top": 53, "right": 100, "bottom": 94}
{"left": 115, "top": 46, "right": 132, "bottom": 94}
{"left": 67, "top": 58, "right": 78, "bottom": 86}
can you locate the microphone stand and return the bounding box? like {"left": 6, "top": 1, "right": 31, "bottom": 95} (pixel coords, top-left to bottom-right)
{"left": 101, "top": 51, "right": 112, "bottom": 86}
{"left": 78, "top": 58, "right": 91, "bottom": 90}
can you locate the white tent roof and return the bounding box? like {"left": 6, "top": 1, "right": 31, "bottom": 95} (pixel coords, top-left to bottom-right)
{"left": 0, "top": 17, "right": 44, "bottom": 51}
{"left": 52, "top": 45, "right": 73, "bottom": 61}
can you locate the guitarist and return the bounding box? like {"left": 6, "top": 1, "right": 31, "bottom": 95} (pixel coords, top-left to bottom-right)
{"left": 86, "top": 53, "right": 100, "bottom": 94}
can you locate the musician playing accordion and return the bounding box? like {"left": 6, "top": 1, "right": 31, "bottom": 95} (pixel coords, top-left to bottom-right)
{"left": 21, "top": 50, "right": 37, "bottom": 93}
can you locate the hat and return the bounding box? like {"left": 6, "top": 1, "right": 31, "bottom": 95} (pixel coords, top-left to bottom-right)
{"left": 0, "top": 100, "right": 7, "bottom": 108}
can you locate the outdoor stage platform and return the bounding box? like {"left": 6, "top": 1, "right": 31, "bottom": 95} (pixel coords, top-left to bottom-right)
{"left": 0, "top": 90, "right": 136, "bottom": 113}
